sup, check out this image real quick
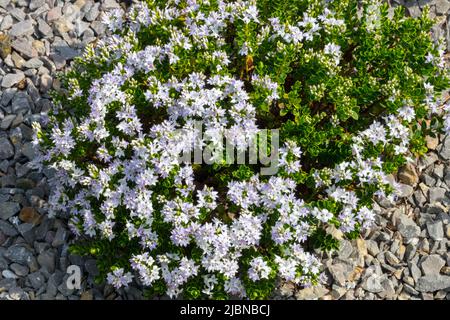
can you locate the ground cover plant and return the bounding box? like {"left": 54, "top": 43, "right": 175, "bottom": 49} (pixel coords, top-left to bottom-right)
{"left": 34, "top": 0, "right": 450, "bottom": 299}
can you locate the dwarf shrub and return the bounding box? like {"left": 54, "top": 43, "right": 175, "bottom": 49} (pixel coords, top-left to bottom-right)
{"left": 35, "top": 0, "right": 449, "bottom": 299}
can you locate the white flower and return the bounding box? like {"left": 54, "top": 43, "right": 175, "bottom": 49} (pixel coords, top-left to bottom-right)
{"left": 324, "top": 43, "right": 342, "bottom": 64}
{"left": 248, "top": 257, "right": 271, "bottom": 281}
{"left": 107, "top": 268, "right": 133, "bottom": 289}
{"left": 398, "top": 106, "right": 416, "bottom": 122}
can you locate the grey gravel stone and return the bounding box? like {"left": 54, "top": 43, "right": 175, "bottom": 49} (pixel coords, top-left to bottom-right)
{"left": 37, "top": 250, "right": 56, "bottom": 273}
{"left": 385, "top": 251, "right": 400, "bottom": 266}
{"left": 421, "top": 255, "right": 445, "bottom": 276}
{"left": 328, "top": 262, "right": 353, "bottom": 286}
{"left": 397, "top": 183, "right": 414, "bottom": 198}
{"left": 4, "top": 244, "right": 34, "bottom": 266}
{"left": 85, "top": 3, "right": 100, "bottom": 21}
{"left": 396, "top": 214, "right": 420, "bottom": 241}
{"left": 366, "top": 239, "right": 380, "bottom": 256}
{"left": 0, "top": 220, "right": 18, "bottom": 236}
{"left": 11, "top": 38, "right": 36, "bottom": 58}
{"left": 429, "top": 187, "right": 447, "bottom": 204}
{"left": 23, "top": 57, "right": 43, "bottom": 69}
{"left": 0, "top": 201, "right": 20, "bottom": 220}
{"left": 37, "top": 18, "right": 53, "bottom": 38}
{"left": 28, "top": 271, "right": 45, "bottom": 290}
{"left": 337, "top": 240, "right": 354, "bottom": 260}
{"left": 427, "top": 221, "right": 444, "bottom": 241}
{"left": 0, "top": 278, "right": 16, "bottom": 292}
{"left": 1, "top": 114, "right": 16, "bottom": 130}
{"left": 10, "top": 262, "right": 29, "bottom": 277}
{"left": 1, "top": 72, "right": 25, "bottom": 88}
{"left": 416, "top": 275, "right": 450, "bottom": 292}
{"left": 362, "top": 274, "right": 384, "bottom": 293}
{"left": 52, "top": 227, "right": 68, "bottom": 247}
{"left": 2, "top": 269, "right": 18, "bottom": 279}
{"left": 11, "top": 92, "right": 31, "bottom": 114}
{"left": 9, "top": 20, "right": 34, "bottom": 37}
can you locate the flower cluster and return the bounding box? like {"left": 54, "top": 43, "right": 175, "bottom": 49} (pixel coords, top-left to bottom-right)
{"left": 35, "top": 0, "right": 449, "bottom": 299}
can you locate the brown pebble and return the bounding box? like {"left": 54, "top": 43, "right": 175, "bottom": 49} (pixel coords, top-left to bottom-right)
{"left": 19, "top": 207, "right": 42, "bottom": 225}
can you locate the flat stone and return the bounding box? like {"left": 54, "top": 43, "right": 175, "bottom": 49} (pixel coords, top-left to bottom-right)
{"left": 416, "top": 275, "right": 450, "bottom": 292}
{"left": 39, "top": 73, "right": 52, "bottom": 92}
{"left": 10, "top": 263, "right": 29, "bottom": 277}
{"left": 2, "top": 269, "right": 18, "bottom": 279}
{"left": 37, "top": 250, "right": 56, "bottom": 273}
{"left": 397, "top": 183, "right": 414, "bottom": 198}
{"left": 1, "top": 72, "right": 25, "bottom": 88}
{"left": 328, "top": 262, "right": 353, "bottom": 286}
{"left": 395, "top": 213, "right": 420, "bottom": 240}
{"left": 427, "top": 221, "right": 444, "bottom": 240}
{"left": 21, "top": 143, "right": 36, "bottom": 160}
{"left": 429, "top": 187, "right": 447, "bottom": 204}
{"left": 53, "top": 44, "right": 79, "bottom": 60}
{"left": 85, "top": 2, "right": 100, "bottom": 21}
{"left": 413, "top": 189, "right": 427, "bottom": 207}
{"left": 28, "top": 271, "right": 45, "bottom": 290}
{"left": 419, "top": 153, "right": 439, "bottom": 169}
{"left": 366, "top": 240, "right": 380, "bottom": 256}
{"left": 11, "top": 93, "right": 31, "bottom": 114}
{"left": 4, "top": 245, "right": 34, "bottom": 265}
{"left": 362, "top": 274, "right": 384, "bottom": 293}
{"left": 385, "top": 251, "right": 400, "bottom": 266}
{"left": 52, "top": 227, "right": 69, "bottom": 247}
{"left": 432, "top": 164, "right": 444, "bottom": 179}
{"left": 398, "top": 163, "right": 419, "bottom": 186}
{"left": 23, "top": 58, "right": 43, "bottom": 69}
{"left": 0, "top": 220, "right": 18, "bottom": 236}
{"left": 421, "top": 255, "right": 445, "bottom": 275}
{"left": 37, "top": 19, "right": 52, "bottom": 38}
{"left": 0, "top": 114, "right": 16, "bottom": 131}
{"left": 11, "top": 38, "right": 37, "bottom": 58}
{"left": 337, "top": 240, "right": 354, "bottom": 260}
{"left": 90, "top": 20, "right": 106, "bottom": 36}
{"left": 0, "top": 201, "right": 20, "bottom": 220}
{"left": 9, "top": 20, "right": 34, "bottom": 37}
{"left": 377, "top": 278, "right": 396, "bottom": 299}
{"left": 46, "top": 7, "right": 62, "bottom": 22}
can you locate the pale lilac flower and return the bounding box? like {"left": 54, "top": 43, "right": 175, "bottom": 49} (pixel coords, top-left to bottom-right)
{"left": 248, "top": 257, "right": 271, "bottom": 281}
{"left": 107, "top": 268, "right": 133, "bottom": 289}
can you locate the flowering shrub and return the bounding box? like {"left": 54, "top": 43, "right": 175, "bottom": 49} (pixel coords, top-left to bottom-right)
{"left": 34, "top": 0, "right": 449, "bottom": 299}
